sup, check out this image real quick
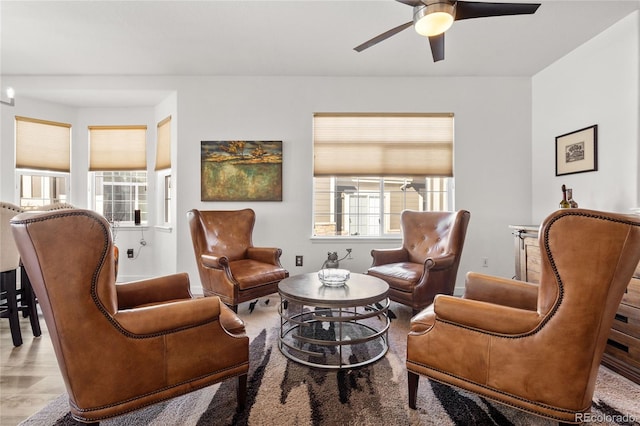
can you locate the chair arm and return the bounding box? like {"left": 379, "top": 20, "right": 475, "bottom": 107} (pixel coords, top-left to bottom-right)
{"left": 424, "top": 253, "right": 456, "bottom": 271}
{"left": 433, "top": 295, "right": 541, "bottom": 335}
{"left": 116, "top": 273, "right": 192, "bottom": 309}
{"left": 247, "top": 247, "right": 282, "bottom": 265}
{"left": 201, "top": 253, "right": 229, "bottom": 269}
{"left": 370, "top": 247, "right": 408, "bottom": 266}
{"left": 114, "top": 296, "right": 223, "bottom": 336}
{"left": 463, "top": 272, "right": 538, "bottom": 311}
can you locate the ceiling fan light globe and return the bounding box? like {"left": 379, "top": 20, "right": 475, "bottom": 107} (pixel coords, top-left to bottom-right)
{"left": 414, "top": 3, "right": 455, "bottom": 37}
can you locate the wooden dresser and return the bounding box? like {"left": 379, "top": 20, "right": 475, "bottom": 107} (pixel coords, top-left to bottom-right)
{"left": 510, "top": 225, "right": 640, "bottom": 384}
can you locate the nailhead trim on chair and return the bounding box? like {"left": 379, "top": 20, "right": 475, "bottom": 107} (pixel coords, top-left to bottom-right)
{"left": 69, "top": 366, "right": 249, "bottom": 421}
{"left": 408, "top": 362, "right": 588, "bottom": 421}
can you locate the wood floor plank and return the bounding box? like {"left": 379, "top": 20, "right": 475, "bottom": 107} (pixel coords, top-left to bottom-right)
{"left": 1, "top": 316, "right": 64, "bottom": 426}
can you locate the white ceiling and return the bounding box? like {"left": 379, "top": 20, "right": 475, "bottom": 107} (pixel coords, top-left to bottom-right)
{"left": 1, "top": 0, "right": 639, "bottom": 106}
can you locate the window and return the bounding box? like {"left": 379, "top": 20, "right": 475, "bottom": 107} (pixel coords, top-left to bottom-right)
{"left": 313, "top": 113, "right": 454, "bottom": 237}
{"left": 313, "top": 177, "right": 452, "bottom": 237}
{"left": 92, "top": 171, "right": 147, "bottom": 223}
{"left": 15, "top": 116, "right": 71, "bottom": 209}
{"left": 162, "top": 174, "right": 171, "bottom": 225}
{"left": 17, "top": 171, "right": 68, "bottom": 210}
{"left": 89, "top": 125, "right": 147, "bottom": 224}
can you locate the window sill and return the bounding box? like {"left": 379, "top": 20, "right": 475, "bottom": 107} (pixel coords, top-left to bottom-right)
{"left": 154, "top": 225, "right": 173, "bottom": 233}
{"left": 311, "top": 236, "right": 401, "bottom": 244}
{"left": 115, "top": 224, "right": 149, "bottom": 230}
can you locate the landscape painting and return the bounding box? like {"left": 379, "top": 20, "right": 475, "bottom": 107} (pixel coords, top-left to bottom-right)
{"left": 201, "top": 140, "right": 283, "bottom": 201}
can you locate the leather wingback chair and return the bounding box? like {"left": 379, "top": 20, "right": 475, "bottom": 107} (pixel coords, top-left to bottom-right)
{"left": 187, "top": 208, "right": 289, "bottom": 312}
{"left": 367, "top": 210, "right": 470, "bottom": 314}
{"left": 407, "top": 209, "right": 640, "bottom": 424}
{"left": 11, "top": 209, "right": 249, "bottom": 424}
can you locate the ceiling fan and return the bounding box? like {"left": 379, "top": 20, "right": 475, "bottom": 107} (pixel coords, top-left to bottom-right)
{"left": 354, "top": 0, "right": 541, "bottom": 62}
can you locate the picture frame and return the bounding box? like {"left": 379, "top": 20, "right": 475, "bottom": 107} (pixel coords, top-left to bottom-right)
{"left": 555, "top": 125, "right": 598, "bottom": 176}
{"left": 200, "top": 140, "right": 283, "bottom": 201}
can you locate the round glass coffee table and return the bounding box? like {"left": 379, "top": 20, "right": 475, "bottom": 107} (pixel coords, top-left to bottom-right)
{"left": 278, "top": 272, "right": 390, "bottom": 369}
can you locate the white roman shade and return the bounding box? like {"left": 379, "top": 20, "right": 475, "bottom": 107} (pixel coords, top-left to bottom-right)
{"left": 15, "top": 116, "right": 71, "bottom": 172}
{"left": 89, "top": 125, "right": 147, "bottom": 171}
{"left": 155, "top": 116, "right": 171, "bottom": 170}
{"left": 313, "top": 113, "right": 454, "bottom": 177}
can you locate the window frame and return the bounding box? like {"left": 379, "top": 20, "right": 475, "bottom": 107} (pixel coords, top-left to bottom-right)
{"left": 89, "top": 170, "right": 148, "bottom": 225}
{"left": 15, "top": 169, "right": 70, "bottom": 210}
{"left": 313, "top": 176, "right": 454, "bottom": 239}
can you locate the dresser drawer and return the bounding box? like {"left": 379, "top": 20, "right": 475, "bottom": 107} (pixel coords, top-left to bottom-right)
{"left": 622, "top": 277, "right": 640, "bottom": 307}
{"left": 605, "top": 329, "right": 640, "bottom": 370}
{"left": 611, "top": 304, "right": 640, "bottom": 339}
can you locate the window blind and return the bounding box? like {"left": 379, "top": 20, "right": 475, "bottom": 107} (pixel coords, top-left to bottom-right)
{"left": 89, "top": 125, "right": 147, "bottom": 171}
{"left": 155, "top": 116, "right": 171, "bottom": 170}
{"left": 313, "top": 113, "right": 454, "bottom": 177}
{"left": 15, "top": 116, "right": 71, "bottom": 172}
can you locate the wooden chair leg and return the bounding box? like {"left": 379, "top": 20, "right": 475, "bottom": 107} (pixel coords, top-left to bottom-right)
{"left": 2, "top": 270, "right": 23, "bottom": 347}
{"left": 237, "top": 373, "right": 247, "bottom": 410}
{"left": 21, "top": 267, "right": 41, "bottom": 337}
{"left": 408, "top": 371, "right": 419, "bottom": 409}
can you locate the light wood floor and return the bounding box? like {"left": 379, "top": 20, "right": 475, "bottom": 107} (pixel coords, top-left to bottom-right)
{"left": 0, "top": 315, "right": 65, "bottom": 426}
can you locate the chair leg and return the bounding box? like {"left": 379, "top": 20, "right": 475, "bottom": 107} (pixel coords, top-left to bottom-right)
{"left": 408, "top": 371, "right": 419, "bottom": 409}
{"left": 21, "top": 267, "right": 41, "bottom": 337}
{"left": 2, "top": 270, "right": 23, "bottom": 347}
{"left": 237, "top": 373, "right": 247, "bottom": 410}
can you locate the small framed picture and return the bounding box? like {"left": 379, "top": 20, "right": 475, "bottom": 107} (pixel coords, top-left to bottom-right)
{"left": 555, "top": 125, "right": 598, "bottom": 176}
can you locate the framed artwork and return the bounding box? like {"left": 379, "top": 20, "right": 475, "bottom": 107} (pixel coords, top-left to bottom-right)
{"left": 555, "top": 125, "right": 598, "bottom": 176}
{"left": 201, "top": 140, "right": 283, "bottom": 201}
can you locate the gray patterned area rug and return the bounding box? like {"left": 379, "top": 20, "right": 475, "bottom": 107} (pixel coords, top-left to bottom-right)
{"left": 20, "top": 300, "right": 640, "bottom": 425}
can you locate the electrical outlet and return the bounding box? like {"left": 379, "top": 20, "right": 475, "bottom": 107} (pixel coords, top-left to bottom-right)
{"left": 482, "top": 257, "right": 489, "bottom": 267}
{"left": 127, "top": 249, "right": 134, "bottom": 259}
{"left": 295, "top": 255, "right": 303, "bottom": 267}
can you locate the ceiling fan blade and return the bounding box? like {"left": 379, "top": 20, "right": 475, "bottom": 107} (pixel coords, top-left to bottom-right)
{"left": 428, "top": 33, "right": 445, "bottom": 62}
{"left": 354, "top": 21, "right": 413, "bottom": 52}
{"left": 455, "top": 1, "right": 541, "bottom": 21}
{"left": 395, "top": 0, "right": 423, "bottom": 6}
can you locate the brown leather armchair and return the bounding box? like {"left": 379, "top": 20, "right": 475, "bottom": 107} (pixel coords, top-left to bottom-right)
{"left": 367, "top": 210, "right": 470, "bottom": 314}
{"left": 10, "top": 209, "right": 249, "bottom": 424}
{"left": 187, "top": 208, "right": 289, "bottom": 312}
{"left": 407, "top": 208, "right": 640, "bottom": 424}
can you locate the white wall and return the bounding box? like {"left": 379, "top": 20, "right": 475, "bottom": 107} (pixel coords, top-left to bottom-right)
{"left": 532, "top": 11, "right": 639, "bottom": 224}
{"left": 153, "top": 92, "right": 178, "bottom": 278}
{"left": 174, "top": 76, "right": 533, "bottom": 293}
{"left": 1, "top": 75, "right": 533, "bottom": 295}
